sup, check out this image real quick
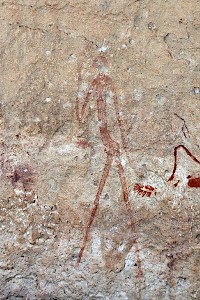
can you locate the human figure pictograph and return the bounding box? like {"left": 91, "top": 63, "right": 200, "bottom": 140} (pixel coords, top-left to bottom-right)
{"left": 76, "top": 55, "right": 142, "bottom": 276}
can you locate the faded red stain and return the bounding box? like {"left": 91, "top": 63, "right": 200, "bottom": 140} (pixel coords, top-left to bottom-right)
{"left": 133, "top": 183, "right": 156, "bottom": 198}
{"left": 10, "top": 165, "right": 34, "bottom": 192}
{"left": 76, "top": 139, "right": 91, "bottom": 149}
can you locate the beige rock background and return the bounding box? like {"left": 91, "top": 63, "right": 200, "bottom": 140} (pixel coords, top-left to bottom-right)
{"left": 0, "top": 0, "right": 200, "bottom": 299}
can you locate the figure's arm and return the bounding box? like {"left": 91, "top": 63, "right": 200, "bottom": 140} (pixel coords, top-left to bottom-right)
{"left": 75, "top": 67, "right": 93, "bottom": 123}
{"left": 76, "top": 89, "right": 92, "bottom": 123}
{"left": 109, "top": 81, "right": 130, "bottom": 159}
{"left": 168, "top": 145, "right": 200, "bottom": 181}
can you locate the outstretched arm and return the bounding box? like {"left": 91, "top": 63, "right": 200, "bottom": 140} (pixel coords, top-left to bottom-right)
{"left": 168, "top": 145, "right": 200, "bottom": 181}
{"left": 109, "top": 81, "right": 130, "bottom": 160}
{"left": 75, "top": 67, "right": 93, "bottom": 123}
{"left": 76, "top": 89, "right": 92, "bottom": 123}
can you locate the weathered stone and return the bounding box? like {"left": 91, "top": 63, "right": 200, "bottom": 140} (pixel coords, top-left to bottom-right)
{"left": 0, "top": 0, "right": 200, "bottom": 299}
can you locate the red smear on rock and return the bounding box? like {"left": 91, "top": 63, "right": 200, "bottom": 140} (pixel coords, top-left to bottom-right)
{"left": 187, "top": 176, "right": 200, "bottom": 188}
{"left": 76, "top": 139, "right": 91, "bottom": 149}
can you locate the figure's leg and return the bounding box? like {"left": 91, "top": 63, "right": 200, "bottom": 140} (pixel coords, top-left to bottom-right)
{"left": 116, "top": 159, "right": 143, "bottom": 277}
{"left": 77, "top": 154, "right": 113, "bottom": 264}
{"left": 116, "top": 159, "right": 136, "bottom": 229}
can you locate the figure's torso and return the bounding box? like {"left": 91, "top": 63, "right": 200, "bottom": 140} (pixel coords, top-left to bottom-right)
{"left": 92, "top": 74, "right": 120, "bottom": 155}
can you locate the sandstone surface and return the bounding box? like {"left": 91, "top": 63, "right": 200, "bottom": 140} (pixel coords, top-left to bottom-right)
{"left": 0, "top": 1, "right": 200, "bottom": 299}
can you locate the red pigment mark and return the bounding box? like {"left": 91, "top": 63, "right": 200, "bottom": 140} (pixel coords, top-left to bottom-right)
{"left": 174, "top": 180, "right": 180, "bottom": 188}
{"left": 76, "top": 139, "right": 91, "bottom": 149}
{"left": 168, "top": 145, "right": 200, "bottom": 188}
{"left": 167, "top": 253, "right": 176, "bottom": 270}
{"left": 10, "top": 165, "right": 34, "bottom": 192}
{"left": 187, "top": 175, "right": 200, "bottom": 188}
{"left": 133, "top": 183, "right": 156, "bottom": 198}
{"left": 174, "top": 113, "right": 190, "bottom": 139}
{"left": 165, "top": 240, "right": 190, "bottom": 286}
{"left": 76, "top": 54, "right": 143, "bottom": 277}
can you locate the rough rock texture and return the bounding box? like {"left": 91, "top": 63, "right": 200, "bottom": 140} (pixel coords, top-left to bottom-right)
{"left": 0, "top": 0, "right": 200, "bottom": 299}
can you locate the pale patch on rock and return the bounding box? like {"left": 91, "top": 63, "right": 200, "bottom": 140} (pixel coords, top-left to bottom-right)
{"left": 133, "top": 89, "right": 143, "bottom": 101}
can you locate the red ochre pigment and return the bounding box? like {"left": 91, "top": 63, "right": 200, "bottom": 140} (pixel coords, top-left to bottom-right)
{"left": 133, "top": 183, "right": 156, "bottom": 198}
{"left": 76, "top": 55, "right": 143, "bottom": 277}
{"left": 168, "top": 145, "right": 200, "bottom": 189}
{"left": 187, "top": 176, "right": 200, "bottom": 188}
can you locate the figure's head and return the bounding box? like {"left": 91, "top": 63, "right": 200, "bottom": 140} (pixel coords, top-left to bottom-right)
{"left": 92, "top": 55, "right": 109, "bottom": 74}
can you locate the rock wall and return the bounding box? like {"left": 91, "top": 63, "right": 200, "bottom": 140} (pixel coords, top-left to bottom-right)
{"left": 0, "top": 0, "right": 200, "bottom": 299}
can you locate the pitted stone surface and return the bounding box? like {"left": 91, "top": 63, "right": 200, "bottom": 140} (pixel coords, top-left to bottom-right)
{"left": 0, "top": 1, "right": 200, "bottom": 299}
